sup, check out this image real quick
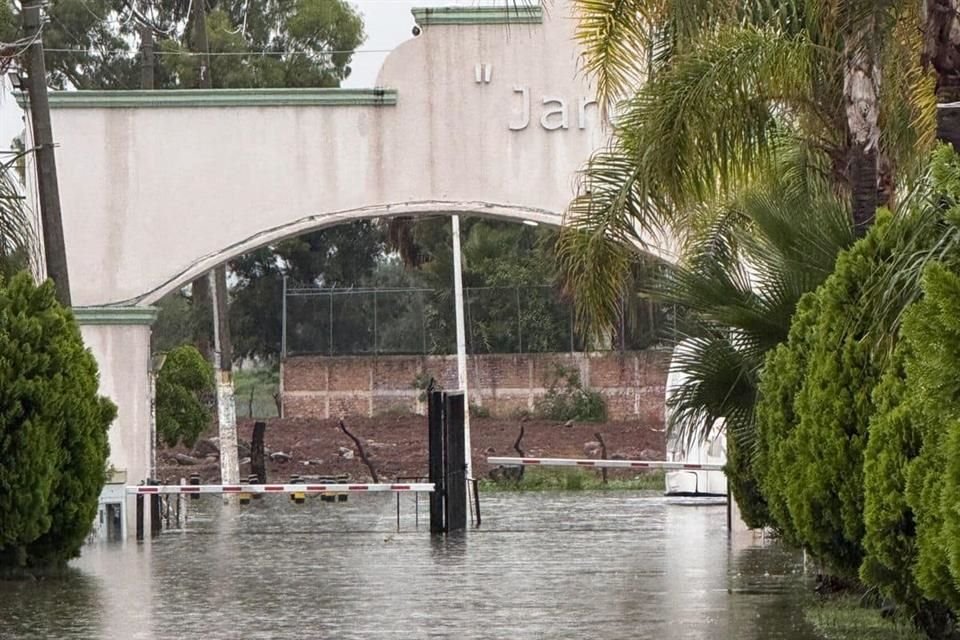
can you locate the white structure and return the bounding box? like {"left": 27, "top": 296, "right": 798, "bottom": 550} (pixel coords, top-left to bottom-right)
{"left": 23, "top": 2, "right": 677, "bottom": 535}
{"left": 664, "top": 344, "right": 729, "bottom": 497}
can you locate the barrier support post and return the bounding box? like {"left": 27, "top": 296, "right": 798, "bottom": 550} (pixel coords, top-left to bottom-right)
{"left": 428, "top": 390, "right": 445, "bottom": 535}
{"left": 444, "top": 392, "right": 467, "bottom": 533}
{"left": 135, "top": 493, "right": 144, "bottom": 541}
{"left": 150, "top": 479, "right": 162, "bottom": 537}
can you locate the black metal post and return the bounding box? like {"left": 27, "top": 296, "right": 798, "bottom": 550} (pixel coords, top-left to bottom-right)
{"left": 444, "top": 392, "right": 467, "bottom": 533}
{"left": 150, "top": 480, "right": 162, "bottom": 537}
{"left": 135, "top": 494, "right": 144, "bottom": 541}
{"left": 472, "top": 478, "right": 481, "bottom": 528}
{"left": 428, "top": 390, "right": 445, "bottom": 535}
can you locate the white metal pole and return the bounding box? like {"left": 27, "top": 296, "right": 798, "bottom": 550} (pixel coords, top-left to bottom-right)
{"left": 451, "top": 215, "right": 473, "bottom": 481}
{"left": 210, "top": 271, "right": 240, "bottom": 489}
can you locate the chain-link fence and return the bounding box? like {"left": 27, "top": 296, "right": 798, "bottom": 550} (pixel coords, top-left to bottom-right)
{"left": 282, "top": 282, "right": 676, "bottom": 357}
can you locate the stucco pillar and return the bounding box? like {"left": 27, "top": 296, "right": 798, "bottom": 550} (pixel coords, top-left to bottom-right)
{"left": 74, "top": 306, "right": 158, "bottom": 538}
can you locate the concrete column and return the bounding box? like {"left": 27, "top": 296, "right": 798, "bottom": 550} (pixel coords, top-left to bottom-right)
{"left": 74, "top": 306, "right": 158, "bottom": 539}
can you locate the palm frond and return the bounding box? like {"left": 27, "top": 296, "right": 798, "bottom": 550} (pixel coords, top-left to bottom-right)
{"left": 0, "top": 165, "right": 37, "bottom": 279}
{"left": 666, "top": 334, "right": 756, "bottom": 453}
{"left": 617, "top": 26, "right": 820, "bottom": 208}
{"left": 573, "top": 0, "right": 650, "bottom": 109}
{"left": 557, "top": 142, "right": 670, "bottom": 339}
{"left": 651, "top": 148, "right": 855, "bottom": 451}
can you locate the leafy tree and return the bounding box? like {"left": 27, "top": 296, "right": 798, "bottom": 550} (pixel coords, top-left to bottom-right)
{"left": 231, "top": 220, "right": 385, "bottom": 360}
{"left": 33, "top": 0, "right": 366, "bottom": 360}
{"left": 156, "top": 345, "right": 213, "bottom": 448}
{"left": 754, "top": 291, "right": 821, "bottom": 544}
{"left": 151, "top": 289, "right": 194, "bottom": 354}
{"left": 396, "top": 218, "right": 594, "bottom": 354}
{"left": 559, "top": 1, "right": 941, "bottom": 541}
{"left": 861, "top": 342, "right": 937, "bottom": 621}
{"left": 38, "top": 0, "right": 364, "bottom": 91}
{"left": 0, "top": 274, "right": 115, "bottom": 570}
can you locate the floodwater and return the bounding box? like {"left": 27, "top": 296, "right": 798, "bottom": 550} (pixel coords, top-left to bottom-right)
{"left": 0, "top": 492, "right": 824, "bottom": 639}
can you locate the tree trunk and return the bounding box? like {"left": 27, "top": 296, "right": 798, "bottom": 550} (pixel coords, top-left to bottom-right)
{"left": 923, "top": 0, "right": 960, "bottom": 151}
{"left": 850, "top": 145, "right": 879, "bottom": 236}
{"left": 251, "top": 421, "right": 266, "bottom": 484}
{"left": 844, "top": 31, "right": 881, "bottom": 236}
{"left": 190, "top": 0, "right": 215, "bottom": 361}
{"left": 192, "top": 278, "right": 212, "bottom": 360}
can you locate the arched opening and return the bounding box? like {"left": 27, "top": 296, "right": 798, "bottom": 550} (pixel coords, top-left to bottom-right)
{"left": 148, "top": 208, "right": 676, "bottom": 466}
{"left": 133, "top": 201, "right": 564, "bottom": 307}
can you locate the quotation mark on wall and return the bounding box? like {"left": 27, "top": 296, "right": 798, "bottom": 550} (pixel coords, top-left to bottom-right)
{"left": 474, "top": 63, "right": 493, "bottom": 85}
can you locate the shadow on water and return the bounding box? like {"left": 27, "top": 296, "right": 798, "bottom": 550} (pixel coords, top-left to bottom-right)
{"left": 0, "top": 492, "right": 824, "bottom": 640}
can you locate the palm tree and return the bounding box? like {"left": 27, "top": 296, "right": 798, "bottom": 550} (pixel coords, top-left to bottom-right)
{"left": 0, "top": 163, "right": 37, "bottom": 280}
{"left": 558, "top": 1, "right": 930, "bottom": 521}
{"left": 647, "top": 147, "right": 856, "bottom": 525}
{"left": 560, "top": 0, "right": 929, "bottom": 353}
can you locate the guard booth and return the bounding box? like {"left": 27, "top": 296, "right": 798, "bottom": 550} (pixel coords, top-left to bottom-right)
{"left": 94, "top": 469, "right": 128, "bottom": 541}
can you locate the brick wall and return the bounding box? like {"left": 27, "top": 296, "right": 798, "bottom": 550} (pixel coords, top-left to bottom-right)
{"left": 281, "top": 350, "right": 669, "bottom": 424}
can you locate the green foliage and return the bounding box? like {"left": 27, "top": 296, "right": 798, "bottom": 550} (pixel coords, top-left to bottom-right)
{"left": 407, "top": 219, "right": 581, "bottom": 354}
{"left": 156, "top": 346, "right": 214, "bottom": 448}
{"left": 481, "top": 467, "right": 664, "bottom": 492}
{"left": 755, "top": 292, "right": 821, "bottom": 544}
{"left": 237, "top": 221, "right": 386, "bottom": 360}
{"left": 534, "top": 365, "right": 606, "bottom": 423}
{"left": 151, "top": 291, "right": 194, "bottom": 354}
{"left": 40, "top": 0, "right": 365, "bottom": 91}
{"left": 0, "top": 274, "right": 115, "bottom": 569}
{"left": 756, "top": 213, "right": 905, "bottom": 576}
{"left": 901, "top": 263, "right": 960, "bottom": 611}
{"left": 860, "top": 347, "right": 926, "bottom": 611}
{"left": 657, "top": 151, "right": 856, "bottom": 530}
{"left": 805, "top": 594, "right": 925, "bottom": 640}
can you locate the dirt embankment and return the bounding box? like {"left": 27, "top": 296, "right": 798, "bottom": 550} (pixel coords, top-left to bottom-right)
{"left": 156, "top": 415, "right": 666, "bottom": 484}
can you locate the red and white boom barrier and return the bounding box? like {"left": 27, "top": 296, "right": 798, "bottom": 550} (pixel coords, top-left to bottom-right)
{"left": 126, "top": 483, "right": 434, "bottom": 496}
{"left": 487, "top": 457, "right": 725, "bottom": 472}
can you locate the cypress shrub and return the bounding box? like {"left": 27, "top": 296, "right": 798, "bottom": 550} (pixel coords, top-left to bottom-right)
{"left": 0, "top": 274, "right": 115, "bottom": 569}
{"left": 756, "top": 213, "right": 901, "bottom": 576}
{"left": 902, "top": 263, "right": 960, "bottom": 610}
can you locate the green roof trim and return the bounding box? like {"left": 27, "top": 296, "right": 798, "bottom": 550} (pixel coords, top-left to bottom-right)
{"left": 19, "top": 88, "right": 398, "bottom": 109}
{"left": 73, "top": 306, "right": 159, "bottom": 326}
{"left": 412, "top": 5, "right": 543, "bottom": 25}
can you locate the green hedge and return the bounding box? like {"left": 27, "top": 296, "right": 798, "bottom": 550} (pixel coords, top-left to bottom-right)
{"left": 756, "top": 213, "right": 902, "bottom": 576}
{"left": 0, "top": 274, "right": 116, "bottom": 569}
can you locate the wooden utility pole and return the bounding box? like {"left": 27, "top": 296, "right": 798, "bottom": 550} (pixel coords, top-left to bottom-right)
{"left": 22, "top": 0, "right": 70, "bottom": 306}
{"left": 140, "top": 24, "right": 154, "bottom": 90}
{"left": 190, "top": 0, "right": 213, "bottom": 359}
{"left": 191, "top": 0, "right": 238, "bottom": 486}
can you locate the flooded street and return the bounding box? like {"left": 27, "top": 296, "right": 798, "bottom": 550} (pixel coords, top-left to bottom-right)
{"left": 0, "top": 492, "right": 822, "bottom": 639}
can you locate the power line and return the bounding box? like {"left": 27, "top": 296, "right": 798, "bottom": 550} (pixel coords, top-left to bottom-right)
{"left": 43, "top": 46, "right": 395, "bottom": 56}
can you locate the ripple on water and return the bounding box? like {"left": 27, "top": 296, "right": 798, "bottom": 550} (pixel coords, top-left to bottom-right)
{"left": 0, "top": 492, "right": 821, "bottom": 639}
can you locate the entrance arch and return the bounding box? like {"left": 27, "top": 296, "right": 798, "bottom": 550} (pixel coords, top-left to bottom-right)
{"left": 29, "top": 2, "right": 675, "bottom": 514}
{"left": 136, "top": 200, "right": 563, "bottom": 306}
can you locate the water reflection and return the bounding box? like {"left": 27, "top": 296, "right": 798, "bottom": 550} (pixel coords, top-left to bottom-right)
{"left": 0, "top": 492, "right": 822, "bottom": 639}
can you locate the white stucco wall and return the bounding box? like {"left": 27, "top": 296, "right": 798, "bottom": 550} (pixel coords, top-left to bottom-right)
{"left": 79, "top": 323, "right": 153, "bottom": 481}
{"left": 41, "top": 1, "right": 642, "bottom": 308}
{"left": 79, "top": 321, "right": 153, "bottom": 535}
